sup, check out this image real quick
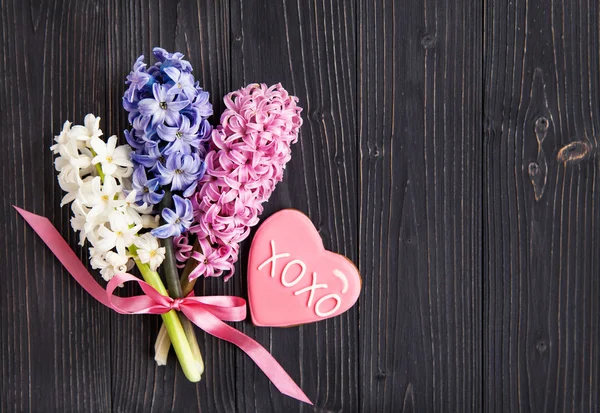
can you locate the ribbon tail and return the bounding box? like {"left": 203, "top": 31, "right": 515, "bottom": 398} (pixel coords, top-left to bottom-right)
{"left": 14, "top": 206, "right": 113, "bottom": 307}
{"left": 182, "top": 306, "right": 313, "bottom": 405}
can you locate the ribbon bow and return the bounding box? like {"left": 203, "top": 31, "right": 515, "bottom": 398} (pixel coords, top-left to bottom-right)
{"left": 15, "top": 207, "right": 311, "bottom": 405}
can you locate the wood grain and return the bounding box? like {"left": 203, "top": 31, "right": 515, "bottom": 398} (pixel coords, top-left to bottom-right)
{"left": 484, "top": 0, "right": 600, "bottom": 411}
{"left": 230, "top": 0, "right": 359, "bottom": 412}
{"left": 0, "top": 0, "right": 112, "bottom": 412}
{"left": 358, "top": 1, "right": 483, "bottom": 412}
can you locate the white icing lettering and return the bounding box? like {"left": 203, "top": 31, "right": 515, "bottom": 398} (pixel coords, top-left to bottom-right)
{"left": 257, "top": 240, "right": 290, "bottom": 278}
{"left": 315, "top": 294, "right": 342, "bottom": 317}
{"left": 257, "top": 240, "right": 349, "bottom": 317}
{"left": 333, "top": 269, "right": 349, "bottom": 294}
{"left": 281, "top": 259, "right": 306, "bottom": 287}
{"left": 294, "top": 272, "right": 328, "bottom": 307}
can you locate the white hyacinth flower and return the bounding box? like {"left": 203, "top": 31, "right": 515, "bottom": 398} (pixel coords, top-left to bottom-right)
{"left": 69, "top": 114, "right": 103, "bottom": 147}
{"left": 84, "top": 223, "right": 102, "bottom": 248}
{"left": 70, "top": 199, "right": 90, "bottom": 245}
{"left": 79, "top": 176, "right": 122, "bottom": 221}
{"left": 50, "top": 120, "right": 72, "bottom": 154}
{"left": 134, "top": 233, "right": 165, "bottom": 271}
{"left": 57, "top": 171, "right": 82, "bottom": 206}
{"left": 96, "top": 210, "right": 142, "bottom": 255}
{"left": 116, "top": 189, "right": 152, "bottom": 225}
{"left": 90, "top": 135, "right": 133, "bottom": 178}
{"left": 90, "top": 249, "right": 133, "bottom": 282}
{"left": 141, "top": 214, "right": 160, "bottom": 229}
{"left": 89, "top": 248, "right": 107, "bottom": 268}
{"left": 54, "top": 145, "right": 92, "bottom": 175}
{"left": 53, "top": 135, "right": 94, "bottom": 206}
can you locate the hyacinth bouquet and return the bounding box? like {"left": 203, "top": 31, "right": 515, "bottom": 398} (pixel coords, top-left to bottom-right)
{"left": 50, "top": 48, "right": 303, "bottom": 385}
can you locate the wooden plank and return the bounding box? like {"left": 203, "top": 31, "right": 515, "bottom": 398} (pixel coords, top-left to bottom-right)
{"left": 484, "top": 0, "right": 600, "bottom": 411}
{"left": 104, "top": 1, "right": 234, "bottom": 411}
{"left": 0, "top": 0, "right": 112, "bottom": 412}
{"left": 229, "top": 0, "right": 359, "bottom": 411}
{"left": 358, "top": 1, "right": 483, "bottom": 411}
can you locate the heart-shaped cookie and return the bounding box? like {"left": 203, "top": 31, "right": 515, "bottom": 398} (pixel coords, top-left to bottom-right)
{"left": 248, "top": 209, "right": 361, "bottom": 327}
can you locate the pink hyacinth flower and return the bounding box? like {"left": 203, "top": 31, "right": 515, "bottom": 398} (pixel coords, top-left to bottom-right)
{"left": 173, "top": 234, "right": 193, "bottom": 268}
{"left": 186, "top": 83, "right": 303, "bottom": 280}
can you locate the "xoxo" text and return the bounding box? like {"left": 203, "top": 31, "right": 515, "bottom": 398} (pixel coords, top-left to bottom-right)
{"left": 257, "top": 240, "right": 349, "bottom": 317}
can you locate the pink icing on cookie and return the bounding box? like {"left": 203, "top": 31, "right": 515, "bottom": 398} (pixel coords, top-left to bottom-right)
{"left": 248, "top": 209, "right": 361, "bottom": 327}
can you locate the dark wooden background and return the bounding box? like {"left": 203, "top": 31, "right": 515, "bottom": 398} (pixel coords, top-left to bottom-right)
{"left": 0, "top": 0, "right": 598, "bottom": 412}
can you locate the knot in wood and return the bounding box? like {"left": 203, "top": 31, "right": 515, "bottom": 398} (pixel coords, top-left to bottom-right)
{"left": 557, "top": 141, "right": 590, "bottom": 164}
{"left": 421, "top": 34, "right": 436, "bottom": 48}
{"left": 534, "top": 117, "right": 549, "bottom": 135}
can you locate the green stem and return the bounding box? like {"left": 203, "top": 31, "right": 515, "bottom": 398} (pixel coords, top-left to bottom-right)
{"left": 130, "top": 246, "right": 201, "bottom": 382}
{"left": 156, "top": 189, "right": 204, "bottom": 374}
{"left": 89, "top": 148, "right": 105, "bottom": 180}
{"left": 163, "top": 236, "right": 184, "bottom": 297}
{"left": 159, "top": 189, "right": 184, "bottom": 298}
{"left": 180, "top": 242, "right": 200, "bottom": 295}
{"left": 153, "top": 239, "right": 200, "bottom": 358}
{"left": 95, "top": 164, "right": 105, "bottom": 180}
{"left": 153, "top": 324, "right": 170, "bottom": 366}
{"left": 182, "top": 316, "right": 204, "bottom": 374}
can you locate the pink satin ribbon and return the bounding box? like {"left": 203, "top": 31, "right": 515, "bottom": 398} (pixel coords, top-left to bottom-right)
{"left": 15, "top": 206, "right": 312, "bottom": 405}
